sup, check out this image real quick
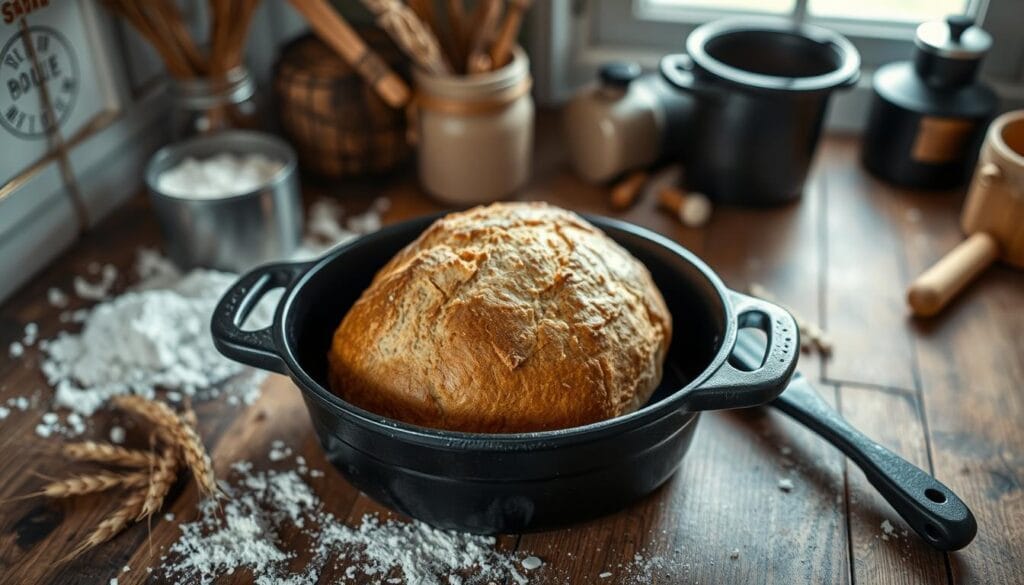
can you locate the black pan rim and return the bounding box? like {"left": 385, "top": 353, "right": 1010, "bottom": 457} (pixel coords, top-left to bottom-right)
{"left": 273, "top": 213, "right": 736, "bottom": 449}
{"left": 686, "top": 16, "right": 861, "bottom": 94}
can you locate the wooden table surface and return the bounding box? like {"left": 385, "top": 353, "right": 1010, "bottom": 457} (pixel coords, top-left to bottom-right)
{"left": 1, "top": 126, "right": 1022, "bottom": 584}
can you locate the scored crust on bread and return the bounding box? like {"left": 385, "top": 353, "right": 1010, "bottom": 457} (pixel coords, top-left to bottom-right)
{"left": 327, "top": 202, "right": 672, "bottom": 433}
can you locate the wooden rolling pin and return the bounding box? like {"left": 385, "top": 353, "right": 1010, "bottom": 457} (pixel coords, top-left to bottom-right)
{"left": 908, "top": 111, "right": 1024, "bottom": 317}
{"left": 907, "top": 232, "right": 1000, "bottom": 317}
{"left": 288, "top": 0, "right": 411, "bottom": 108}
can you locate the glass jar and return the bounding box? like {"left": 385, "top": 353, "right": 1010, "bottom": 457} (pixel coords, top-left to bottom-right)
{"left": 168, "top": 67, "right": 259, "bottom": 140}
{"left": 414, "top": 47, "right": 534, "bottom": 204}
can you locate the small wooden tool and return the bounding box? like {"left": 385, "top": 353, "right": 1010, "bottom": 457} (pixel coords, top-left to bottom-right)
{"left": 466, "top": 0, "right": 503, "bottom": 74}
{"left": 288, "top": 0, "right": 411, "bottom": 108}
{"left": 908, "top": 110, "right": 1024, "bottom": 317}
{"left": 658, "top": 186, "right": 713, "bottom": 228}
{"left": 610, "top": 170, "right": 648, "bottom": 210}
{"left": 489, "top": 0, "right": 532, "bottom": 70}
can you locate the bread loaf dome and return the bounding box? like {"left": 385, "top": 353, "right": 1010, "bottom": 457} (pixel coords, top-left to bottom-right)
{"left": 327, "top": 202, "right": 672, "bottom": 433}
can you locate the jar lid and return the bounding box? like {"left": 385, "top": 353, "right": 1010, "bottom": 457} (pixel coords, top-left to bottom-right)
{"left": 915, "top": 15, "right": 992, "bottom": 61}
{"left": 599, "top": 62, "right": 642, "bottom": 88}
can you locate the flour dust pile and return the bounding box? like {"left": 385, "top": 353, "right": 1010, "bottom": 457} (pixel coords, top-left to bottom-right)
{"left": 161, "top": 460, "right": 535, "bottom": 585}
{"left": 39, "top": 256, "right": 269, "bottom": 417}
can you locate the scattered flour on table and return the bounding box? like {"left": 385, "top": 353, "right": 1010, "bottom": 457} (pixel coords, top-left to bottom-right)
{"left": 161, "top": 457, "right": 533, "bottom": 585}
{"left": 293, "top": 198, "right": 390, "bottom": 261}
{"left": 40, "top": 266, "right": 268, "bottom": 416}
{"left": 74, "top": 263, "right": 118, "bottom": 300}
{"left": 880, "top": 519, "right": 901, "bottom": 541}
{"left": 267, "top": 440, "right": 292, "bottom": 462}
{"left": 34, "top": 410, "right": 86, "bottom": 438}
{"left": 23, "top": 322, "right": 38, "bottom": 345}
{"left": 48, "top": 286, "right": 69, "bottom": 308}
{"left": 9, "top": 323, "right": 39, "bottom": 359}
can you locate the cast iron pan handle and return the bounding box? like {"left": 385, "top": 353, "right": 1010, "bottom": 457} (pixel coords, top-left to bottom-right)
{"left": 210, "top": 261, "right": 310, "bottom": 375}
{"left": 732, "top": 332, "right": 977, "bottom": 551}
{"left": 683, "top": 291, "right": 799, "bottom": 411}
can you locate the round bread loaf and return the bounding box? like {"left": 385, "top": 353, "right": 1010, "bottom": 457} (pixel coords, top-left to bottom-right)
{"left": 327, "top": 202, "right": 672, "bottom": 433}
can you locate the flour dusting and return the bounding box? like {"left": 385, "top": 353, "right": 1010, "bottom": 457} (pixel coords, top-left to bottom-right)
{"left": 162, "top": 457, "right": 533, "bottom": 585}
{"left": 40, "top": 267, "right": 268, "bottom": 416}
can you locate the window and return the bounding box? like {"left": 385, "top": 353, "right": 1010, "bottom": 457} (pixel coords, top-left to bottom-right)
{"left": 527, "top": 0, "right": 1024, "bottom": 130}
{"left": 645, "top": 0, "right": 973, "bottom": 22}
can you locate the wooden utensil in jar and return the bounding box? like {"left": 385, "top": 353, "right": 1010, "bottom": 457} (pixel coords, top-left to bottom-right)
{"left": 287, "top": 0, "right": 411, "bottom": 108}
{"left": 908, "top": 110, "right": 1024, "bottom": 317}
{"left": 489, "top": 0, "right": 531, "bottom": 69}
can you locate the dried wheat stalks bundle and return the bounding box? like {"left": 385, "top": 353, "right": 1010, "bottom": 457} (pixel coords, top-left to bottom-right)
{"left": 3, "top": 396, "right": 219, "bottom": 560}
{"left": 112, "top": 395, "right": 218, "bottom": 497}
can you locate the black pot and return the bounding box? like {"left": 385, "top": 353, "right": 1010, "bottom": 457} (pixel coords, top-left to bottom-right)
{"left": 211, "top": 214, "right": 800, "bottom": 533}
{"left": 661, "top": 18, "right": 860, "bottom": 205}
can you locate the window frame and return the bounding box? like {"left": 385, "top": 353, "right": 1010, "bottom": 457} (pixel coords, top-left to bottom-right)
{"left": 527, "top": 0, "right": 1024, "bottom": 131}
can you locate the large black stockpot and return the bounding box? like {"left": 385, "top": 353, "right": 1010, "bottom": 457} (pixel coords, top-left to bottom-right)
{"left": 211, "top": 214, "right": 799, "bottom": 533}
{"left": 661, "top": 18, "right": 860, "bottom": 205}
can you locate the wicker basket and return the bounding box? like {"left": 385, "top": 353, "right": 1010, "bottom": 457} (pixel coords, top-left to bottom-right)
{"left": 273, "top": 32, "right": 411, "bottom": 178}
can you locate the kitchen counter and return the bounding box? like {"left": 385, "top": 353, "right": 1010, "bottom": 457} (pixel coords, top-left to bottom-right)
{"left": 0, "top": 128, "right": 1021, "bottom": 584}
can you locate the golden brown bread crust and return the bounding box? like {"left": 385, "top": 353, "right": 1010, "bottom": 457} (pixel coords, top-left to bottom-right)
{"left": 327, "top": 202, "right": 672, "bottom": 433}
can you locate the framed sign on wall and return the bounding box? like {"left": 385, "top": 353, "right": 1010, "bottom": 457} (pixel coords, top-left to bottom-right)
{"left": 0, "top": 0, "right": 164, "bottom": 302}
{"left": 0, "top": 0, "right": 123, "bottom": 187}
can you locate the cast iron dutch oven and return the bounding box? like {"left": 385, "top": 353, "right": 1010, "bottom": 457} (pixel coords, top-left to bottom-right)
{"left": 211, "top": 214, "right": 800, "bottom": 534}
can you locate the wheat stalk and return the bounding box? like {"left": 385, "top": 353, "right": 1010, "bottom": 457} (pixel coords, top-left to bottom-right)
{"left": 63, "top": 487, "right": 148, "bottom": 562}
{"left": 112, "top": 396, "right": 218, "bottom": 497}
{"left": 181, "top": 399, "right": 199, "bottom": 430}
{"left": 2, "top": 471, "right": 148, "bottom": 504}
{"left": 138, "top": 446, "right": 178, "bottom": 521}
{"left": 62, "top": 441, "right": 156, "bottom": 469}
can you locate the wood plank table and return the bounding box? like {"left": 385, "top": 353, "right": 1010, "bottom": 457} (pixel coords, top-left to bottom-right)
{"left": 0, "top": 126, "right": 1021, "bottom": 584}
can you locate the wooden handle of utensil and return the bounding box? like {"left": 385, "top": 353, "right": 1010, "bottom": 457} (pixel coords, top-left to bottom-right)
{"left": 288, "top": 0, "right": 411, "bottom": 108}
{"left": 489, "top": 0, "right": 531, "bottom": 69}
{"left": 466, "top": 0, "right": 502, "bottom": 74}
{"left": 610, "top": 170, "right": 648, "bottom": 210}
{"left": 908, "top": 232, "right": 1000, "bottom": 317}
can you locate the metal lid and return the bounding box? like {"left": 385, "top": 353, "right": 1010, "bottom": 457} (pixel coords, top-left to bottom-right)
{"left": 599, "top": 62, "right": 642, "bottom": 88}
{"left": 915, "top": 15, "right": 992, "bottom": 60}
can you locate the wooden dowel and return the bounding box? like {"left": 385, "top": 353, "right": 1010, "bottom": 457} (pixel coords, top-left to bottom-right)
{"left": 610, "top": 171, "right": 648, "bottom": 210}
{"left": 287, "top": 0, "right": 411, "bottom": 108}
{"left": 107, "top": 0, "right": 195, "bottom": 77}
{"left": 151, "top": 0, "right": 207, "bottom": 74}
{"left": 466, "top": 0, "right": 502, "bottom": 74}
{"left": 489, "top": 0, "right": 530, "bottom": 70}
{"left": 446, "top": 0, "right": 468, "bottom": 71}
{"left": 658, "top": 186, "right": 713, "bottom": 228}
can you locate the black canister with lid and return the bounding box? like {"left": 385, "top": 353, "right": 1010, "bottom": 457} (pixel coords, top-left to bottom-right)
{"left": 861, "top": 15, "right": 998, "bottom": 189}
